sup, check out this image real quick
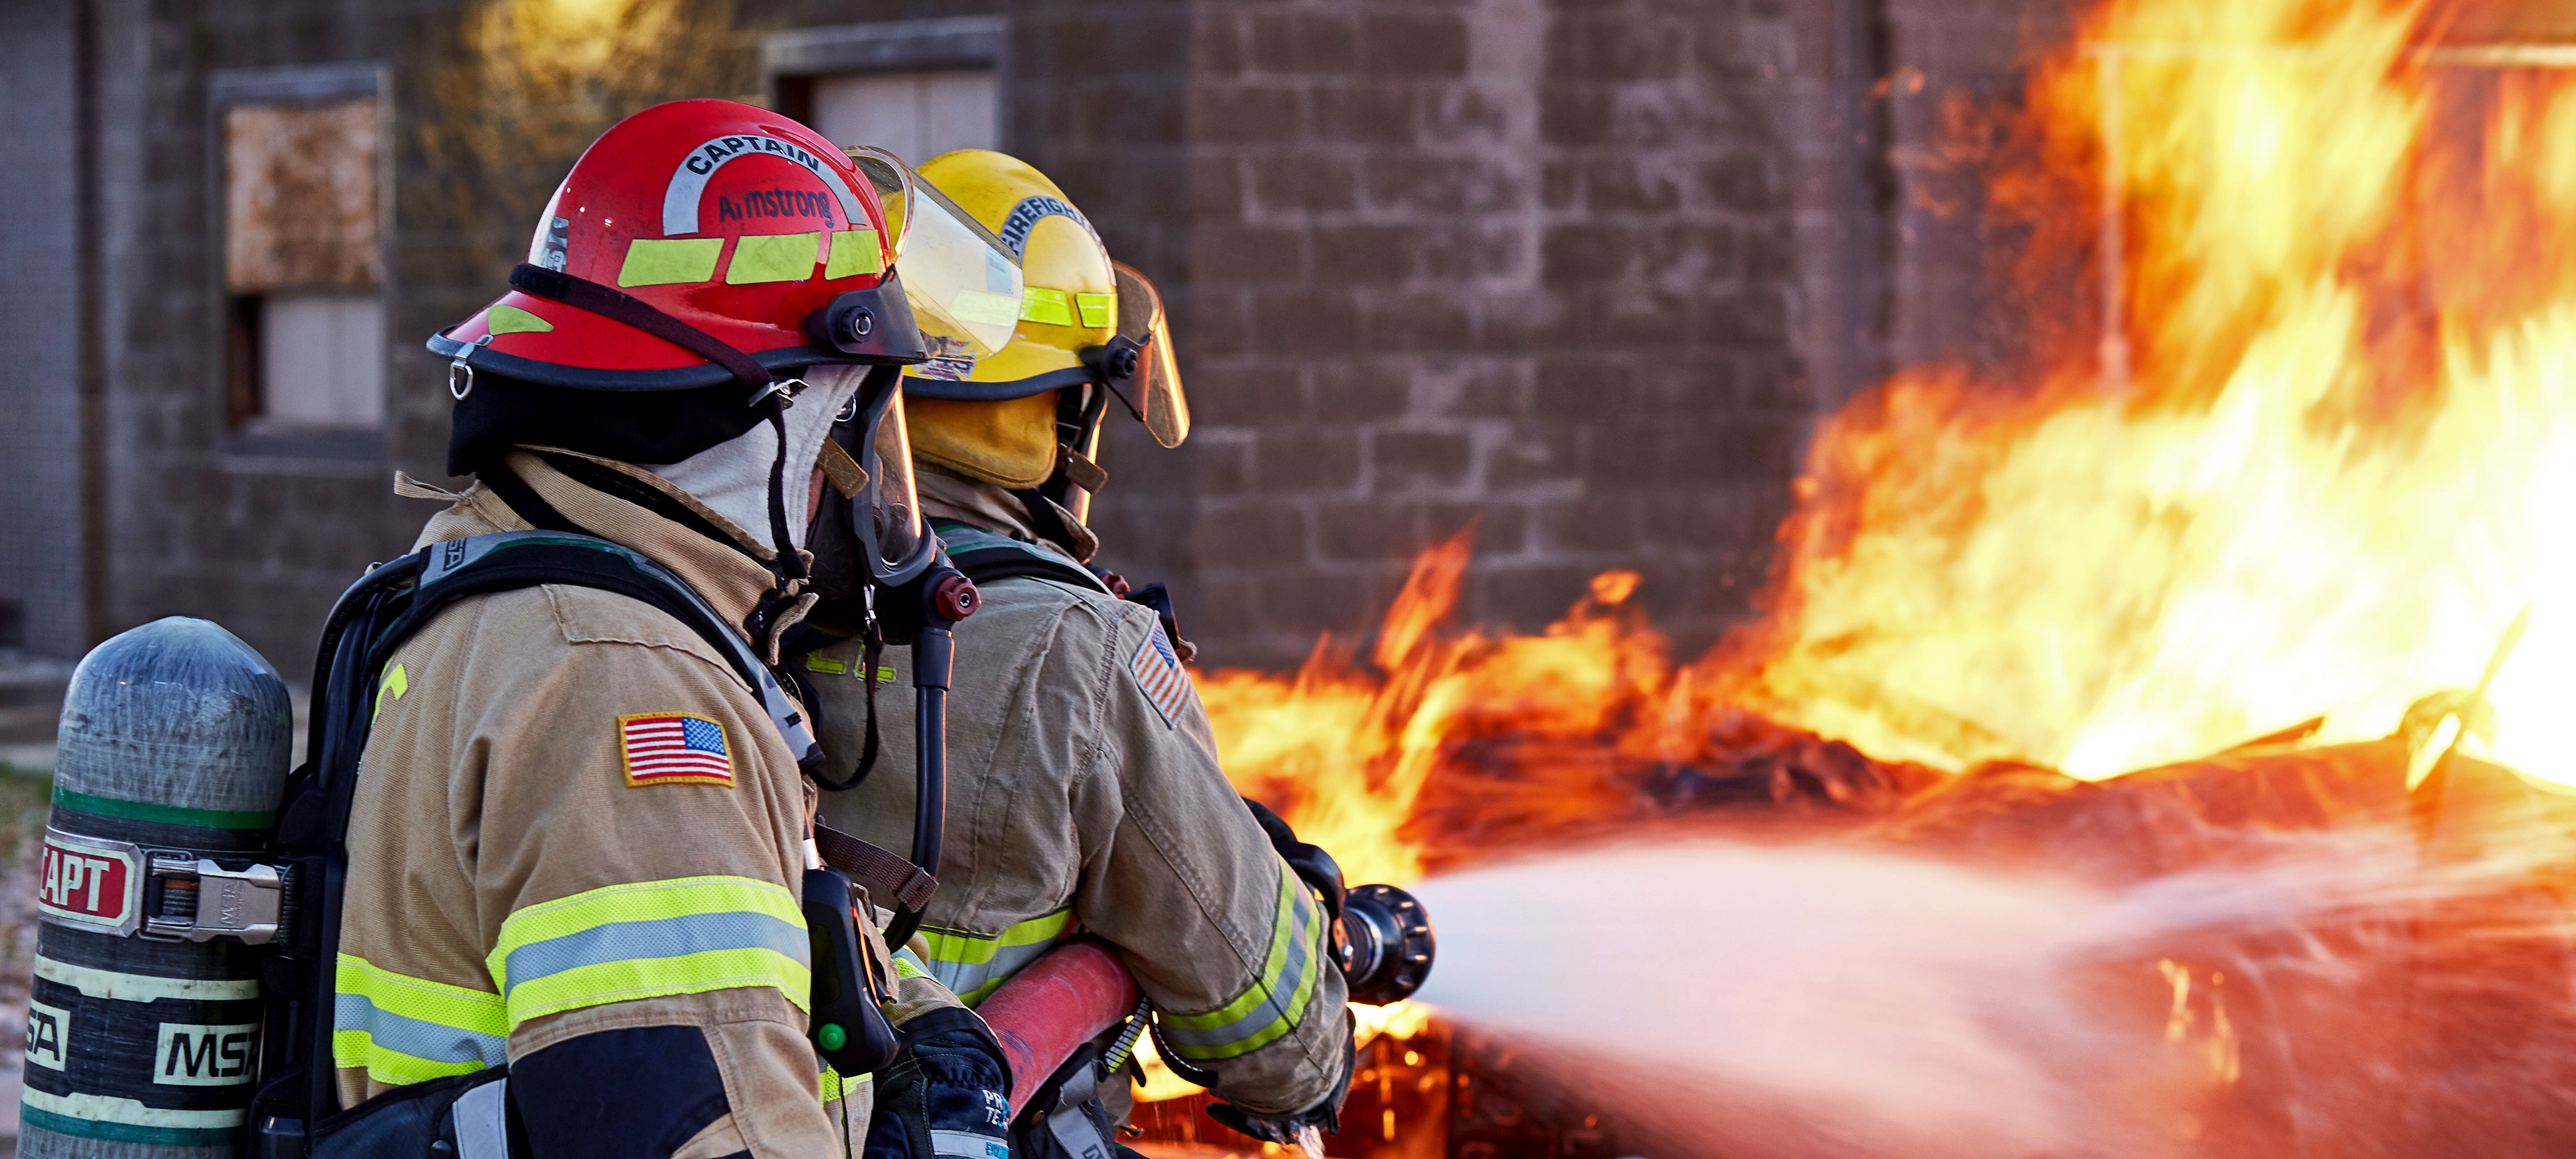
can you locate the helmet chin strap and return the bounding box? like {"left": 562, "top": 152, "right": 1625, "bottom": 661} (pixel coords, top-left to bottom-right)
{"left": 508, "top": 263, "right": 817, "bottom": 640}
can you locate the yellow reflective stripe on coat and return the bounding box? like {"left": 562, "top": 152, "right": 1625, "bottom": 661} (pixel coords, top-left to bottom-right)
{"left": 332, "top": 955, "right": 508, "bottom": 1086}
{"left": 487, "top": 875, "right": 810, "bottom": 1030}
{"left": 1154, "top": 867, "right": 1324, "bottom": 1061}
{"left": 819, "top": 1065, "right": 871, "bottom": 1104}
{"left": 918, "top": 907, "right": 1073, "bottom": 1006}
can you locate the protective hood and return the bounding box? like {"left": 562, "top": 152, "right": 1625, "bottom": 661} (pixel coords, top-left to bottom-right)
{"left": 913, "top": 464, "right": 1097, "bottom": 564}
{"left": 644, "top": 365, "right": 865, "bottom": 550}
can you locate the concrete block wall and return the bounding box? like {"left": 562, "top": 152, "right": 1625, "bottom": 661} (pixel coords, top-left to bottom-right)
{"left": 0, "top": 0, "right": 2075, "bottom": 678}
{"left": 1067, "top": 0, "right": 1866, "bottom": 669}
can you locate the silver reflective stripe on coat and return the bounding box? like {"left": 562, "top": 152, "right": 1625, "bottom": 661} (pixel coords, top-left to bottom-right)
{"left": 332, "top": 992, "right": 509, "bottom": 1071}
{"left": 931, "top": 1129, "right": 1011, "bottom": 1159}
{"left": 1040, "top": 1065, "right": 1111, "bottom": 1159}
{"left": 452, "top": 1077, "right": 512, "bottom": 1159}
{"left": 498, "top": 909, "right": 811, "bottom": 994}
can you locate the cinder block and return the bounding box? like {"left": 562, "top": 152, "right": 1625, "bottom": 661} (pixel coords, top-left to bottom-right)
{"left": 1194, "top": 499, "right": 1312, "bottom": 568}
{"left": 1249, "top": 11, "right": 1361, "bottom": 76}
{"left": 1370, "top": 428, "right": 1476, "bottom": 491}
{"left": 1256, "top": 427, "right": 1364, "bottom": 493}
{"left": 1359, "top": 13, "right": 1470, "bottom": 79}
{"left": 1312, "top": 497, "right": 1423, "bottom": 563}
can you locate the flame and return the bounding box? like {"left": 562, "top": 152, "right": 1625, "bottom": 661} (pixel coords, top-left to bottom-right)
{"left": 1202, "top": 533, "right": 1678, "bottom": 887}
{"left": 1723, "top": 0, "right": 2576, "bottom": 784}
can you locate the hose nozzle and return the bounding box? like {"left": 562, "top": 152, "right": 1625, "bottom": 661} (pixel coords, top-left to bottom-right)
{"left": 1335, "top": 884, "right": 1435, "bottom": 1005}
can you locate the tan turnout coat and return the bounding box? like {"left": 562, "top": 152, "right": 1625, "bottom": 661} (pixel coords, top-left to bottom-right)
{"left": 810, "top": 470, "right": 1351, "bottom": 1118}
{"left": 337, "top": 449, "right": 949, "bottom": 1156}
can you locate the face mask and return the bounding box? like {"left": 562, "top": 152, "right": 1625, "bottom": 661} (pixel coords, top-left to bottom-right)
{"left": 804, "top": 367, "right": 938, "bottom": 613}
{"left": 644, "top": 368, "right": 866, "bottom": 552}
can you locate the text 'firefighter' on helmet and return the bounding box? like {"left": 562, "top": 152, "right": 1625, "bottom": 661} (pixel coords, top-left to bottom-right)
{"left": 880, "top": 149, "right": 1189, "bottom": 524}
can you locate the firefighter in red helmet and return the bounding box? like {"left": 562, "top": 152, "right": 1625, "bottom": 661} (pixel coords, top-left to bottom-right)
{"left": 327, "top": 100, "right": 1016, "bottom": 1157}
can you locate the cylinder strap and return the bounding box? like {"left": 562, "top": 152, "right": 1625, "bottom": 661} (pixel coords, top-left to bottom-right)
{"left": 811, "top": 821, "right": 937, "bottom": 912}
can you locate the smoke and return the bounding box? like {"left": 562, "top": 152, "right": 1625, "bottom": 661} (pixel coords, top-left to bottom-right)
{"left": 1410, "top": 831, "right": 2576, "bottom": 1158}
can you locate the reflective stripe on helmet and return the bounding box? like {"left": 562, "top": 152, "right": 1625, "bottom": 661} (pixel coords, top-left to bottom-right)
{"left": 486, "top": 875, "right": 812, "bottom": 1029}
{"left": 1020, "top": 288, "right": 1074, "bottom": 326}
{"left": 618, "top": 238, "right": 724, "bottom": 288}
{"left": 332, "top": 955, "right": 509, "bottom": 1086}
{"left": 1154, "top": 867, "right": 1324, "bottom": 1062}
{"left": 1016, "top": 288, "right": 1117, "bottom": 330}
{"left": 726, "top": 232, "right": 824, "bottom": 284}
{"left": 825, "top": 228, "right": 886, "bottom": 279}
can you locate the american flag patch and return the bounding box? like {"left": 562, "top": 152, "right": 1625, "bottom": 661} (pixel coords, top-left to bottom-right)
{"left": 1127, "top": 622, "right": 1196, "bottom": 728}
{"left": 618, "top": 712, "right": 734, "bottom": 787}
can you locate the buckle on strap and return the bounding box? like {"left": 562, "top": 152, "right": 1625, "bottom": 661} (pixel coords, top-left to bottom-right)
{"left": 449, "top": 334, "right": 494, "bottom": 400}
{"left": 142, "top": 855, "right": 292, "bottom": 945}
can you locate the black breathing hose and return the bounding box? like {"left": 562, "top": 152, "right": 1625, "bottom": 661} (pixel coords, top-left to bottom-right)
{"left": 883, "top": 567, "right": 968, "bottom": 950}
{"left": 911, "top": 624, "right": 952, "bottom": 880}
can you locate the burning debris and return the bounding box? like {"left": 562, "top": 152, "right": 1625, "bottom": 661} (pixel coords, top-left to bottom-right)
{"left": 1138, "top": 0, "right": 2576, "bottom": 1153}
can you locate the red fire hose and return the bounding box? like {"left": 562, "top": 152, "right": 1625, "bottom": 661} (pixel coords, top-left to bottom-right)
{"left": 976, "top": 940, "right": 1142, "bottom": 1116}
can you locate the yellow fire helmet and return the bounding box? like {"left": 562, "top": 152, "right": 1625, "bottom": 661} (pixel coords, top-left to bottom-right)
{"left": 898, "top": 149, "right": 1188, "bottom": 503}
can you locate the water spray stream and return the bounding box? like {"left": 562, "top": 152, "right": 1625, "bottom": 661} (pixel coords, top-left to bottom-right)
{"left": 1402, "top": 827, "right": 2576, "bottom": 1159}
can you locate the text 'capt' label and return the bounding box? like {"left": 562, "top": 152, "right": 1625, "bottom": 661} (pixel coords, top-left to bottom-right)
{"left": 38, "top": 834, "right": 136, "bottom": 928}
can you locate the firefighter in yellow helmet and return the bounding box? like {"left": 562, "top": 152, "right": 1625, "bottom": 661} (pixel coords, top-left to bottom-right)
{"left": 803, "top": 151, "right": 1354, "bottom": 1154}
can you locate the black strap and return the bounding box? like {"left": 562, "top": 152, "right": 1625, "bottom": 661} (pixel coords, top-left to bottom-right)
{"left": 949, "top": 544, "right": 1188, "bottom": 652}
{"left": 1007, "top": 489, "right": 1090, "bottom": 565}
{"left": 811, "top": 631, "right": 883, "bottom": 794}
{"left": 760, "top": 404, "right": 806, "bottom": 582}
{"left": 812, "top": 821, "right": 937, "bottom": 911}
{"left": 364, "top": 545, "right": 771, "bottom": 702}
{"left": 509, "top": 263, "right": 771, "bottom": 393}
{"left": 476, "top": 463, "right": 579, "bottom": 534}
{"left": 948, "top": 545, "right": 1112, "bottom": 595}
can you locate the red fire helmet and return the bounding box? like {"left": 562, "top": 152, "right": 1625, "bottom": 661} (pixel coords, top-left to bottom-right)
{"left": 428, "top": 99, "right": 912, "bottom": 390}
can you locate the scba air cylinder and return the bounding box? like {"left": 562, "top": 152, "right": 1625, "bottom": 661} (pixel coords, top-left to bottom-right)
{"left": 22, "top": 618, "right": 292, "bottom": 1159}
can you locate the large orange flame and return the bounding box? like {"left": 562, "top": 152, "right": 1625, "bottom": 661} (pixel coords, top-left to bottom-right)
{"left": 1729, "top": 0, "right": 2576, "bottom": 784}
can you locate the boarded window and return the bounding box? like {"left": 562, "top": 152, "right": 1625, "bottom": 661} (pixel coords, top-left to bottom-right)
{"left": 221, "top": 97, "right": 384, "bottom": 430}
{"left": 810, "top": 69, "right": 998, "bottom": 164}
{"left": 223, "top": 100, "right": 381, "bottom": 293}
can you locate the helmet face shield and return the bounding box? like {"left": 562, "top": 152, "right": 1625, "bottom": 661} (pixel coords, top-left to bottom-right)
{"left": 844, "top": 146, "right": 1025, "bottom": 364}
{"left": 864, "top": 388, "right": 925, "bottom": 577}
{"left": 814, "top": 367, "right": 935, "bottom": 590}
{"left": 1111, "top": 262, "right": 1190, "bottom": 448}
